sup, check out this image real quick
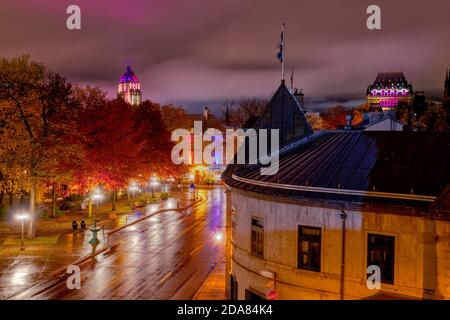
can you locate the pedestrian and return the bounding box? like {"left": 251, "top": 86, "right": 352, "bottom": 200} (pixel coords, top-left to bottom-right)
{"left": 80, "top": 220, "right": 86, "bottom": 229}
{"left": 72, "top": 220, "right": 78, "bottom": 231}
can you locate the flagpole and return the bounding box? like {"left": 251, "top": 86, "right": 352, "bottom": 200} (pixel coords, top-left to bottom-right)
{"left": 282, "top": 22, "right": 286, "bottom": 81}
{"left": 290, "top": 68, "right": 294, "bottom": 90}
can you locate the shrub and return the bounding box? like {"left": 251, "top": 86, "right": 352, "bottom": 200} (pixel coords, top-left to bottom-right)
{"left": 161, "top": 192, "right": 169, "bottom": 200}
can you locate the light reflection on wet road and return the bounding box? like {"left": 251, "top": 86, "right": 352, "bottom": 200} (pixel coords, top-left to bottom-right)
{"left": 11, "top": 188, "right": 225, "bottom": 300}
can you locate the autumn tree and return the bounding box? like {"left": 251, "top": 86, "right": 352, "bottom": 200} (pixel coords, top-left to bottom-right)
{"left": 411, "top": 101, "right": 448, "bottom": 132}
{"left": 0, "top": 100, "right": 29, "bottom": 212}
{"left": 135, "top": 100, "right": 184, "bottom": 182}
{"left": 320, "top": 105, "right": 349, "bottom": 130}
{"left": 78, "top": 98, "right": 145, "bottom": 210}
{"left": 220, "top": 98, "right": 268, "bottom": 128}
{"left": 305, "top": 112, "right": 325, "bottom": 130}
{"left": 0, "top": 56, "right": 78, "bottom": 236}
{"left": 351, "top": 103, "right": 371, "bottom": 125}
{"left": 161, "top": 104, "right": 190, "bottom": 132}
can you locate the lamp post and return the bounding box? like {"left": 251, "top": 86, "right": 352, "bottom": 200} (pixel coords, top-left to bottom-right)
{"left": 128, "top": 182, "right": 139, "bottom": 201}
{"left": 91, "top": 189, "right": 103, "bottom": 218}
{"left": 150, "top": 177, "right": 160, "bottom": 200}
{"left": 15, "top": 213, "right": 29, "bottom": 251}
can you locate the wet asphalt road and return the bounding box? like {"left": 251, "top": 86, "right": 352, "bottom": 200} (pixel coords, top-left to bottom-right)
{"left": 10, "top": 188, "right": 225, "bottom": 300}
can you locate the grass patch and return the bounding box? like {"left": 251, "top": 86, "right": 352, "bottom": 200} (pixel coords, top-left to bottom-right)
{"left": 2, "top": 235, "right": 59, "bottom": 245}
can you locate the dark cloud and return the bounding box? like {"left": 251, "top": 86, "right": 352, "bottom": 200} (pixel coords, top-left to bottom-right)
{"left": 0, "top": 0, "right": 449, "bottom": 112}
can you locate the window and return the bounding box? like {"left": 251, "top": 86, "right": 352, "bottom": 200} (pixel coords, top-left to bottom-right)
{"left": 251, "top": 217, "right": 264, "bottom": 258}
{"left": 367, "top": 234, "right": 395, "bottom": 284}
{"left": 230, "top": 274, "right": 238, "bottom": 300}
{"left": 245, "top": 289, "right": 265, "bottom": 300}
{"left": 298, "top": 226, "right": 321, "bottom": 272}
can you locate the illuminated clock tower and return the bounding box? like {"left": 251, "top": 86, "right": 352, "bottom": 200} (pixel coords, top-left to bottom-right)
{"left": 118, "top": 65, "right": 142, "bottom": 105}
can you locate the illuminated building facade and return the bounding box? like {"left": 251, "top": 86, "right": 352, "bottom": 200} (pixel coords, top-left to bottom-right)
{"left": 185, "top": 107, "right": 226, "bottom": 184}
{"left": 118, "top": 65, "right": 142, "bottom": 105}
{"left": 366, "top": 72, "right": 413, "bottom": 111}
{"left": 223, "top": 81, "right": 450, "bottom": 300}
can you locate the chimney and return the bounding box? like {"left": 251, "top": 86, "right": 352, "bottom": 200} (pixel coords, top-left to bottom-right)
{"left": 203, "top": 106, "right": 209, "bottom": 120}
{"left": 293, "top": 88, "right": 305, "bottom": 108}
{"left": 225, "top": 106, "right": 230, "bottom": 126}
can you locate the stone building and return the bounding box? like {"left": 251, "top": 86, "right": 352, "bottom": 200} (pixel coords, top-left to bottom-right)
{"left": 223, "top": 81, "right": 450, "bottom": 300}
{"left": 118, "top": 64, "right": 142, "bottom": 105}
{"left": 366, "top": 72, "right": 413, "bottom": 111}
{"left": 185, "top": 107, "right": 226, "bottom": 184}
{"left": 354, "top": 111, "right": 404, "bottom": 131}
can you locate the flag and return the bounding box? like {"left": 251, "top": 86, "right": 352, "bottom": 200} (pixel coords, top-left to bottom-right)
{"left": 276, "top": 30, "right": 284, "bottom": 63}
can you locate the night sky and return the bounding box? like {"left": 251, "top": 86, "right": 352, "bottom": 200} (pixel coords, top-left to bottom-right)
{"left": 1, "top": 0, "right": 449, "bottom": 112}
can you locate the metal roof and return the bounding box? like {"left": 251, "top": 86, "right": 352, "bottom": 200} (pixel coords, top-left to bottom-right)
{"left": 226, "top": 131, "right": 450, "bottom": 208}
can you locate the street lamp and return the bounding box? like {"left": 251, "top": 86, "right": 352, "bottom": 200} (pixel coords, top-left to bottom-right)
{"left": 214, "top": 232, "right": 223, "bottom": 243}
{"left": 92, "top": 190, "right": 103, "bottom": 208}
{"left": 90, "top": 188, "right": 103, "bottom": 218}
{"left": 150, "top": 177, "right": 160, "bottom": 199}
{"left": 128, "top": 182, "right": 139, "bottom": 200}
{"left": 15, "top": 213, "right": 29, "bottom": 251}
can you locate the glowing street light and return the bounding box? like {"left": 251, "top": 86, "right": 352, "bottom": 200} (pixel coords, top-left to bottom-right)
{"left": 92, "top": 188, "right": 103, "bottom": 208}
{"left": 88, "top": 188, "right": 103, "bottom": 218}
{"left": 214, "top": 232, "right": 224, "bottom": 244}
{"left": 128, "top": 182, "right": 139, "bottom": 199}
{"left": 92, "top": 191, "right": 102, "bottom": 202}
{"left": 15, "top": 213, "right": 29, "bottom": 251}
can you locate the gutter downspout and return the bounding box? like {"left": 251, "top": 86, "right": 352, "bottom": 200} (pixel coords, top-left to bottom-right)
{"left": 340, "top": 209, "right": 347, "bottom": 300}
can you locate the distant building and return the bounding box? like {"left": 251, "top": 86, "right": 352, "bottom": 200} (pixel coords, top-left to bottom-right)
{"left": 184, "top": 107, "right": 226, "bottom": 184}
{"left": 354, "top": 111, "right": 404, "bottom": 131}
{"left": 248, "top": 81, "right": 312, "bottom": 145}
{"left": 222, "top": 80, "right": 312, "bottom": 179}
{"left": 223, "top": 80, "right": 450, "bottom": 300}
{"left": 118, "top": 65, "right": 142, "bottom": 105}
{"left": 366, "top": 72, "right": 413, "bottom": 111}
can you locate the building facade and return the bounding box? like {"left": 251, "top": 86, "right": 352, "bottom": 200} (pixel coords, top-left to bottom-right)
{"left": 185, "top": 107, "right": 227, "bottom": 184}
{"left": 223, "top": 81, "right": 450, "bottom": 300}
{"left": 118, "top": 65, "right": 142, "bottom": 105}
{"left": 225, "top": 132, "right": 450, "bottom": 300}
{"left": 366, "top": 72, "right": 413, "bottom": 111}
{"left": 354, "top": 111, "right": 404, "bottom": 131}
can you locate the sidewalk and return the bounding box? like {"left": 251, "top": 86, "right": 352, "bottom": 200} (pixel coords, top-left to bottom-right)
{"left": 194, "top": 255, "right": 226, "bottom": 300}
{"left": 0, "top": 193, "right": 193, "bottom": 299}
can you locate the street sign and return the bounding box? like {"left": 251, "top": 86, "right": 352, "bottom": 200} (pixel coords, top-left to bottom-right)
{"left": 266, "top": 289, "right": 278, "bottom": 300}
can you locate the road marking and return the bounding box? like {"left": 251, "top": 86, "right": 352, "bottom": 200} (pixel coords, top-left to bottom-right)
{"left": 159, "top": 271, "right": 173, "bottom": 284}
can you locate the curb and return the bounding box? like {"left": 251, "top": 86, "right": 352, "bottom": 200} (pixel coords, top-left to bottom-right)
{"left": 192, "top": 255, "right": 226, "bottom": 300}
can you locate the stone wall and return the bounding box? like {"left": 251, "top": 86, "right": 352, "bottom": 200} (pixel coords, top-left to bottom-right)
{"left": 227, "top": 189, "right": 450, "bottom": 300}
